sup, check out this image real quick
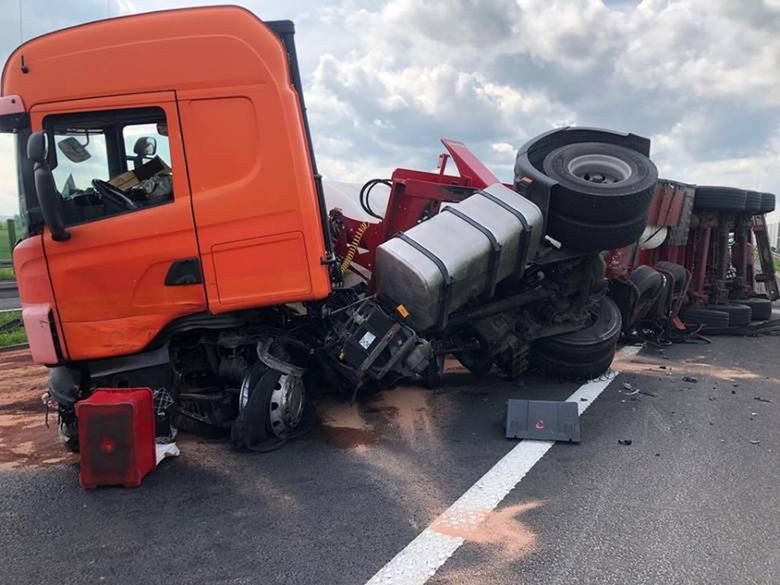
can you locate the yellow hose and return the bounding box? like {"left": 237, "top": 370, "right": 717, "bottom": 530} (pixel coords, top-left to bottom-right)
{"left": 341, "top": 222, "right": 369, "bottom": 275}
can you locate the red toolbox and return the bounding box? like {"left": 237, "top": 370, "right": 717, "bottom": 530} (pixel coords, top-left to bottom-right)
{"left": 75, "top": 388, "right": 156, "bottom": 488}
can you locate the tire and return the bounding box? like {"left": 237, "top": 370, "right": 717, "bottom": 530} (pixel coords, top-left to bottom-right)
{"left": 693, "top": 186, "right": 746, "bottom": 212}
{"left": 547, "top": 208, "right": 649, "bottom": 251}
{"left": 679, "top": 306, "right": 729, "bottom": 328}
{"left": 759, "top": 192, "right": 776, "bottom": 214}
{"left": 735, "top": 298, "right": 773, "bottom": 321}
{"left": 542, "top": 142, "right": 658, "bottom": 222}
{"left": 532, "top": 348, "right": 616, "bottom": 382}
{"left": 231, "top": 364, "right": 307, "bottom": 451}
{"left": 744, "top": 190, "right": 762, "bottom": 213}
{"left": 703, "top": 303, "right": 751, "bottom": 327}
{"left": 630, "top": 265, "right": 665, "bottom": 296}
{"left": 654, "top": 261, "right": 688, "bottom": 287}
{"left": 533, "top": 297, "right": 622, "bottom": 380}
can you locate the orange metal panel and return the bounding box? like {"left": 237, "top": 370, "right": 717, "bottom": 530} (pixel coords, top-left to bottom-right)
{"left": 13, "top": 235, "right": 67, "bottom": 364}
{"left": 30, "top": 94, "right": 206, "bottom": 361}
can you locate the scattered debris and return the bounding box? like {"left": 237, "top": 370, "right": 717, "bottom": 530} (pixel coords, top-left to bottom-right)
{"left": 621, "top": 382, "right": 640, "bottom": 396}
{"left": 731, "top": 390, "right": 737, "bottom": 395}
{"left": 754, "top": 396, "right": 773, "bottom": 403}
{"left": 155, "top": 442, "right": 180, "bottom": 465}
{"left": 751, "top": 412, "right": 758, "bottom": 417}
{"left": 749, "top": 440, "right": 761, "bottom": 445}
{"left": 638, "top": 390, "right": 657, "bottom": 398}
{"left": 580, "top": 397, "right": 588, "bottom": 402}
{"left": 618, "top": 439, "right": 633, "bottom": 446}
{"left": 682, "top": 376, "right": 698, "bottom": 383}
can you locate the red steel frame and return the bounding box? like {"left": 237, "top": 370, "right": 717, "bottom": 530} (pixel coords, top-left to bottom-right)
{"left": 331, "top": 139, "right": 500, "bottom": 276}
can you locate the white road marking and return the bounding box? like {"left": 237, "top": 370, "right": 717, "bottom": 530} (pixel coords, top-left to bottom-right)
{"left": 365, "top": 345, "right": 642, "bottom": 585}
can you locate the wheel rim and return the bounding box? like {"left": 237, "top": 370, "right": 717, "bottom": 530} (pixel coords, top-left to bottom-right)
{"left": 239, "top": 370, "right": 253, "bottom": 410}
{"left": 567, "top": 153, "right": 632, "bottom": 185}
{"left": 269, "top": 374, "right": 305, "bottom": 437}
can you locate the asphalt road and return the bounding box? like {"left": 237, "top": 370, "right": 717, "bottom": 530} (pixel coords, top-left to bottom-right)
{"left": 1, "top": 335, "right": 778, "bottom": 585}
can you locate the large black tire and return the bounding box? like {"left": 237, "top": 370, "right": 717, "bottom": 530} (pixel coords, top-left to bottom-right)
{"left": 738, "top": 297, "right": 773, "bottom": 321}
{"left": 744, "top": 190, "right": 762, "bottom": 213}
{"left": 703, "top": 303, "right": 751, "bottom": 327}
{"left": 679, "top": 306, "right": 729, "bottom": 330}
{"left": 533, "top": 297, "right": 622, "bottom": 380}
{"left": 630, "top": 265, "right": 665, "bottom": 296}
{"left": 542, "top": 142, "right": 658, "bottom": 222}
{"left": 759, "top": 192, "right": 776, "bottom": 214}
{"left": 547, "top": 208, "right": 649, "bottom": 251}
{"left": 654, "top": 261, "right": 688, "bottom": 286}
{"left": 693, "top": 186, "right": 746, "bottom": 212}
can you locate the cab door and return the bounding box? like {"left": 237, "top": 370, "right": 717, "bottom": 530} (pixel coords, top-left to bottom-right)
{"left": 31, "top": 92, "right": 206, "bottom": 361}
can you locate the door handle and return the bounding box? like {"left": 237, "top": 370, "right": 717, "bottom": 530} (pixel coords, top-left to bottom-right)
{"left": 165, "top": 258, "right": 203, "bottom": 286}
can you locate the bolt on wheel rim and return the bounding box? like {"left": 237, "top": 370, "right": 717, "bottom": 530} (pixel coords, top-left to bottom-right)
{"left": 269, "top": 374, "right": 305, "bottom": 437}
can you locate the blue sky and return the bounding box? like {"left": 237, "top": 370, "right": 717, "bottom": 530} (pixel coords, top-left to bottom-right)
{"left": 2, "top": 0, "right": 780, "bottom": 220}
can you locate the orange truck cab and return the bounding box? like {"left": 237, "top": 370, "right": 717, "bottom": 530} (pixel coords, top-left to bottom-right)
{"left": 1, "top": 6, "right": 660, "bottom": 452}
{"left": 3, "top": 7, "right": 332, "bottom": 364}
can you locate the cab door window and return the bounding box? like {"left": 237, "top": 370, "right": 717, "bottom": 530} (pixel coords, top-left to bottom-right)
{"left": 44, "top": 107, "right": 173, "bottom": 226}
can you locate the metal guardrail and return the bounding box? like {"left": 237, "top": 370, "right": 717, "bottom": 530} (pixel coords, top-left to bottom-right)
{"left": 0, "top": 280, "right": 18, "bottom": 299}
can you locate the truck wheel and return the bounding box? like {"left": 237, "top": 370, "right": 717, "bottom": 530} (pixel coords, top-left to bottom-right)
{"left": 542, "top": 142, "right": 658, "bottom": 222}
{"left": 759, "top": 192, "right": 776, "bottom": 214}
{"left": 547, "top": 208, "right": 648, "bottom": 251}
{"left": 739, "top": 297, "right": 773, "bottom": 321}
{"left": 703, "top": 303, "right": 751, "bottom": 327}
{"left": 532, "top": 297, "right": 622, "bottom": 380}
{"left": 744, "top": 190, "right": 762, "bottom": 213}
{"left": 693, "top": 186, "right": 746, "bottom": 212}
{"left": 679, "top": 306, "right": 730, "bottom": 333}
{"left": 232, "top": 364, "right": 307, "bottom": 451}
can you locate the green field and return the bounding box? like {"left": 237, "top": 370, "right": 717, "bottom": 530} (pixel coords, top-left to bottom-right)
{"left": 0, "top": 223, "right": 17, "bottom": 279}
{"left": 0, "top": 224, "right": 11, "bottom": 260}
{"left": 0, "top": 310, "right": 26, "bottom": 347}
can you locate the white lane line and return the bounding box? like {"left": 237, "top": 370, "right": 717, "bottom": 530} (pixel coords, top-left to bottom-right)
{"left": 365, "top": 345, "right": 642, "bottom": 585}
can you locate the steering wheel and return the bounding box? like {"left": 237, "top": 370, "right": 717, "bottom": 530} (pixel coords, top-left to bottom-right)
{"left": 91, "top": 179, "right": 138, "bottom": 211}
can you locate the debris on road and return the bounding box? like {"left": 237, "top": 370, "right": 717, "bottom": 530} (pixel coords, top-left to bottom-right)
{"left": 622, "top": 382, "right": 640, "bottom": 396}
{"left": 156, "top": 442, "right": 180, "bottom": 465}
{"left": 618, "top": 439, "right": 633, "bottom": 446}
{"left": 682, "top": 376, "right": 698, "bottom": 383}
{"left": 754, "top": 396, "right": 773, "bottom": 403}
{"left": 749, "top": 440, "right": 761, "bottom": 445}
{"left": 505, "top": 399, "right": 580, "bottom": 443}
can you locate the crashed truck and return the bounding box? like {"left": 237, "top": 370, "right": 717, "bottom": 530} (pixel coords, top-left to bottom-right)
{"left": 2, "top": 6, "right": 661, "bottom": 451}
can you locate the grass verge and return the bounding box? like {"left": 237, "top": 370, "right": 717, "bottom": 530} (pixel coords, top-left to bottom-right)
{"left": 0, "top": 310, "right": 26, "bottom": 347}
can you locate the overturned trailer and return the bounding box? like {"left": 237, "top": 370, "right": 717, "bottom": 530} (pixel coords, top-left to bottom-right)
{"left": 2, "top": 6, "right": 659, "bottom": 451}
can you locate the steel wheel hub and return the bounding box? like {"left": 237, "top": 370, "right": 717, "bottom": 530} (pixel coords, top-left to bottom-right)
{"left": 568, "top": 153, "right": 632, "bottom": 185}
{"left": 269, "top": 374, "right": 305, "bottom": 437}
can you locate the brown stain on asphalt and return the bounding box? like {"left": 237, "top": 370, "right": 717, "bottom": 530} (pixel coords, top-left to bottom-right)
{"left": 0, "top": 349, "right": 77, "bottom": 470}
{"left": 613, "top": 354, "right": 760, "bottom": 381}
{"left": 432, "top": 500, "right": 543, "bottom": 559}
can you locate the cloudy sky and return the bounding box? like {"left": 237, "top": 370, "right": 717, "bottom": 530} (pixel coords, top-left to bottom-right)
{"left": 2, "top": 0, "right": 780, "bottom": 220}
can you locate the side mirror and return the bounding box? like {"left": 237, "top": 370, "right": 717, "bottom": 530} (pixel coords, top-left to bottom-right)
{"left": 27, "top": 131, "right": 70, "bottom": 242}
{"left": 57, "top": 136, "right": 91, "bottom": 163}
{"left": 133, "top": 136, "right": 157, "bottom": 157}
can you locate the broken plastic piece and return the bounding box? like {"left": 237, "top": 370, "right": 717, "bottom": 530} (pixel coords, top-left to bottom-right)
{"left": 505, "top": 399, "right": 580, "bottom": 443}
{"left": 155, "top": 442, "right": 180, "bottom": 466}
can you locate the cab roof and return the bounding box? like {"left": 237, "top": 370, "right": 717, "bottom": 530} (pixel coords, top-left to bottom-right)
{"left": 2, "top": 6, "right": 292, "bottom": 110}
